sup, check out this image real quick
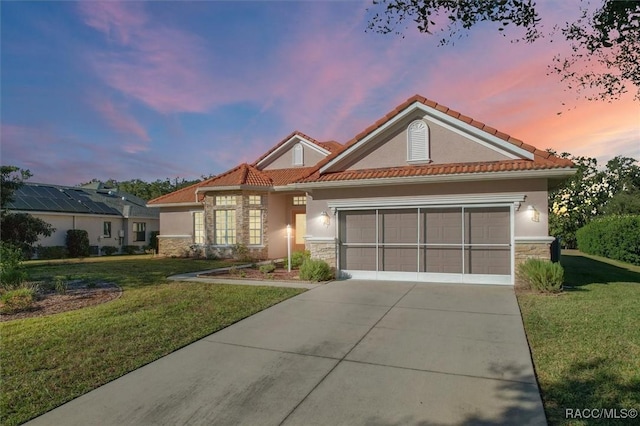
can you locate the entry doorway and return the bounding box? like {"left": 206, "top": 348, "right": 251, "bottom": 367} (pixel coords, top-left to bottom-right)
{"left": 291, "top": 210, "right": 306, "bottom": 252}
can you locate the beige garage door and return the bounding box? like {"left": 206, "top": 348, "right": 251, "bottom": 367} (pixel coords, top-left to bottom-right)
{"left": 339, "top": 206, "right": 511, "bottom": 283}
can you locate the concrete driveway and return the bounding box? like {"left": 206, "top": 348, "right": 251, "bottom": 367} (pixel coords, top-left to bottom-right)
{"left": 27, "top": 280, "right": 546, "bottom": 425}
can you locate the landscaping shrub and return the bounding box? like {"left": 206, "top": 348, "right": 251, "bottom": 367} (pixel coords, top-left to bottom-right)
{"left": 54, "top": 277, "right": 68, "bottom": 295}
{"left": 0, "top": 287, "right": 35, "bottom": 314}
{"left": 149, "top": 231, "right": 159, "bottom": 254}
{"left": 66, "top": 229, "right": 90, "bottom": 258}
{"left": 576, "top": 215, "right": 640, "bottom": 265}
{"left": 285, "top": 250, "right": 311, "bottom": 270}
{"left": 517, "top": 258, "right": 564, "bottom": 293}
{"left": 259, "top": 263, "right": 276, "bottom": 275}
{"left": 101, "top": 246, "right": 119, "bottom": 256}
{"left": 122, "top": 245, "right": 140, "bottom": 255}
{"left": 36, "top": 245, "right": 69, "bottom": 259}
{"left": 0, "top": 242, "right": 27, "bottom": 290}
{"left": 299, "top": 258, "right": 334, "bottom": 282}
{"left": 233, "top": 243, "right": 252, "bottom": 262}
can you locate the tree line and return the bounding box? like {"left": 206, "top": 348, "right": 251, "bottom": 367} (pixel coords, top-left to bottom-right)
{"left": 80, "top": 176, "right": 210, "bottom": 201}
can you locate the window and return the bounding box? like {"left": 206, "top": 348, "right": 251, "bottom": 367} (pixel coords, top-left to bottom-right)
{"left": 193, "top": 211, "right": 205, "bottom": 244}
{"left": 103, "top": 221, "right": 112, "bottom": 238}
{"left": 133, "top": 222, "right": 146, "bottom": 242}
{"left": 292, "top": 195, "right": 306, "bottom": 206}
{"left": 215, "top": 195, "right": 236, "bottom": 206}
{"left": 248, "top": 195, "right": 261, "bottom": 205}
{"left": 215, "top": 210, "right": 236, "bottom": 245}
{"left": 293, "top": 143, "right": 304, "bottom": 166}
{"left": 407, "top": 120, "right": 430, "bottom": 162}
{"left": 249, "top": 210, "right": 262, "bottom": 245}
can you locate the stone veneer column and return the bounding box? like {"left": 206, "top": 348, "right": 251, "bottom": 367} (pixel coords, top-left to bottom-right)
{"left": 514, "top": 237, "right": 554, "bottom": 288}
{"left": 306, "top": 238, "right": 338, "bottom": 268}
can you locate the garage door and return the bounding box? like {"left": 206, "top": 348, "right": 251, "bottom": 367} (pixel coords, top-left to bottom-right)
{"left": 338, "top": 206, "right": 512, "bottom": 284}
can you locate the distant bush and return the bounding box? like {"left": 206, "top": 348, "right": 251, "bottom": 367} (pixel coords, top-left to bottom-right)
{"left": 66, "top": 230, "right": 90, "bottom": 258}
{"left": 0, "top": 242, "right": 27, "bottom": 290}
{"left": 101, "top": 246, "right": 119, "bottom": 256}
{"left": 576, "top": 215, "right": 640, "bottom": 265}
{"left": 299, "top": 258, "right": 334, "bottom": 282}
{"left": 259, "top": 263, "right": 276, "bottom": 275}
{"left": 517, "top": 258, "right": 564, "bottom": 293}
{"left": 0, "top": 288, "right": 35, "bottom": 314}
{"left": 285, "top": 250, "right": 311, "bottom": 270}
{"left": 149, "top": 231, "right": 159, "bottom": 254}
{"left": 122, "top": 245, "right": 141, "bottom": 255}
{"left": 36, "top": 245, "right": 69, "bottom": 260}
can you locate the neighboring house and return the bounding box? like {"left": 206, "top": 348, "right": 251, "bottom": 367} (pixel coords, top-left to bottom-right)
{"left": 148, "top": 95, "right": 575, "bottom": 285}
{"left": 6, "top": 182, "right": 159, "bottom": 255}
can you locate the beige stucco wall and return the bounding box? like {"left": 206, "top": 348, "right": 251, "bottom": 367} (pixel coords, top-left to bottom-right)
{"left": 306, "top": 178, "right": 550, "bottom": 241}
{"left": 263, "top": 143, "right": 326, "bottom": 170}
{"left": 343, "top": 111, "right": 510, "bottom": 171}
{"left": 159, "top": 207, "right": 202, "bottom": 236}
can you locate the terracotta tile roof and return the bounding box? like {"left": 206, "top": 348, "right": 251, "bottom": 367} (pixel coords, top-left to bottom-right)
{"left": 301, "top": 159, "right": 574, "bottom": 183}
{"left": 309, "top": 94, "right": 574, "bottom": 174}
{"left": 251, "top": 130, "right": 337, "bottom": 166}
{"left": 263, "top": 167, "right": 317, "bottom": 186}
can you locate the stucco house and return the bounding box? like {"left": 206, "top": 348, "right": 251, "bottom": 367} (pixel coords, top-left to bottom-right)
{"left": 7, "top": 182, "right": 159, "bottom": 256}
{"left": 148, "top": 95, "right": 575, "bottom": 285}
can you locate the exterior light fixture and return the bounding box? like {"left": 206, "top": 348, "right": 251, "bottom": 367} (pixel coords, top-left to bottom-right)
{"left": 320, "top": 211, "right": 331, "bottom": 227}
{"left": 527, "top": 205, "right": 540, "bottom": 222}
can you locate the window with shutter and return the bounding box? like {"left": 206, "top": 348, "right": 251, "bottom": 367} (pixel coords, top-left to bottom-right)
{"left": 293, "top": 143, "right": 304, "bottom": 166}
{"left": 407, "top": 120, "right": 430, "bottom": 163}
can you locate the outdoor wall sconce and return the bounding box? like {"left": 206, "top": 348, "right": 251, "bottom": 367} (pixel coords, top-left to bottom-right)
{"left": 320, "top": 211, "right": 331, "bottom": 227}
{"left": 527, "top": 205, "right": 540, "bottom": 222}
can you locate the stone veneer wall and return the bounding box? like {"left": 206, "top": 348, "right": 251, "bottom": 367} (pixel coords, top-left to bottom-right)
{"left": 306, "top": 239, "right": 337, "bottom": 268}
{"left": 158, "top": 236, "right": 193, "bottom": 257}
{"left": 514, "top": 241, "right": 552, "bottom": 288}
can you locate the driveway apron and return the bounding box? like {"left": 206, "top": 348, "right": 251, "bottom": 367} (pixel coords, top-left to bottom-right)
{"left": 26, "top": 280, "right": 546, "bottom": 426}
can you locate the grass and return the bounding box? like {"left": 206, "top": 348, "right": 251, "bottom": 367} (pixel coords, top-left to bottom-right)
{"left": 0, "top": 257, "right": 305, "bottom": 426}
{"left": 518, "top": 250, "right": 640, "bottom": 425}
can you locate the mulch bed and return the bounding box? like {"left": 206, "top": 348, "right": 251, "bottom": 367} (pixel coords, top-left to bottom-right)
{"left": 1, "top": 281, "right": 122, "bottom": 322}
{"left": 200, "top": 267, "right": 304, "bottom": 281}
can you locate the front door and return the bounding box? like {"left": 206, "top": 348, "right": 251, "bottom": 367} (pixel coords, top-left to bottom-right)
{"left": 291, "top": 211, "right": 306, "bottom": 251}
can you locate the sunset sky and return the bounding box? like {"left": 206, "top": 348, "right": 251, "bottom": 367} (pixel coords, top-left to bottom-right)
{"left": 2, "top": 0, "right": 638, "bottom": 186}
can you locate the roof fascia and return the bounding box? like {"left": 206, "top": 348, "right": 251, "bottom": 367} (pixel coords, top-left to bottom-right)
{"left": 320, "top": 102, "right": 534, "bottom": 174}
{"left": 196, "top": 185, "right": 274, "bottom": 192}
{"left": 291, "top": 167, "right": 577, "bottom": 190}
{"left": 256, "top": 135, "right": 330, "bottom": 168}
{"left": 146, "top": 202, "right": 202, "bottom": 208}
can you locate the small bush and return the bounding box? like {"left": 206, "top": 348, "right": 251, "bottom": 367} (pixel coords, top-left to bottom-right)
{"left": 122, "top": 245, "right": 140, "bottom": 255}
{"left": 0, "top": 288, "right": 35, "bottom": 314}
{"left": 101, "top": 246, "right": 119, "bottom": 256}
{"left": 233, "top": 243, "right": 253, "bottom": 262}
{"left": 577, "top": 215, "right": 640, "bottom": 265}
{"left": 517, "top": 258, "right": 564, "bottom": 293}
{"left": 285, "top": 250, "right": 311, "bottom": 270}
{"left": 54, "top": 277, "right": 68, "bottom": 295}
{"left": 36, "top": 245, "right": 69, "bottom": 259}
{"left": 66, "top": 230, "right": 90, "bottom": 258}
{"left": 0, "top": 243, "right": 27, "bottom": 290}
{"left": 299, "top": 258, "right": 334, "bottom": 282}
{"left": 149, "top": 231, "right": 159, "bottom": 254}
{"left": 259, "top": 263, "right": 276, "bottom": 275}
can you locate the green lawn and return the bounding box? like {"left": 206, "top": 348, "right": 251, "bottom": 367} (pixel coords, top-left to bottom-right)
{"left": 518, "top": 250, "right": 640, "bottom": 425}
{"left": 0, "top": 257, "right": 305, "bottom": 426}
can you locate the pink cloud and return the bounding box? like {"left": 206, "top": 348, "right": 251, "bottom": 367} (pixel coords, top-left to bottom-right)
{"left": 92, "top": 98, "right": 151, "bottom": 150}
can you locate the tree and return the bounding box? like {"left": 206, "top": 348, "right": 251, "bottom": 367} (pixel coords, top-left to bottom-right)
{"left": 80, "top": 177, "right": 206, "bottom": 200}
{"left": 548, "top": 153, "right": 640, "bottom": 248}
{"left": 367, "top": 0, "right": 640, "bottom": 101}
{"left": 1, "top": 166, "right": 55, "bottom": 256}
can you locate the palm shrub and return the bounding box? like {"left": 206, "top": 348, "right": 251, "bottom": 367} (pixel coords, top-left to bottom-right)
{"left": 299, "top": 258, "right": 334, "bottom": 282}
{"left": 517, "top": 258, "right": 564, "bottom": 293}
{"left": 576, "top": 215, "right": 640, "bottom": 265}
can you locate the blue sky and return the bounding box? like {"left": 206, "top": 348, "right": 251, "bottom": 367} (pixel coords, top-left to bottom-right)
{"left": 2, "top": 1, "right": 638, "bottom": 186}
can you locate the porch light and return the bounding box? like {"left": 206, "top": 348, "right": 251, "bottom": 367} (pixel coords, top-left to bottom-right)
{"left": 527, "top": 205, "right": 540, "bottom": 222}
{"left": 320, "top": 211, "right": 331, "bottom": 227}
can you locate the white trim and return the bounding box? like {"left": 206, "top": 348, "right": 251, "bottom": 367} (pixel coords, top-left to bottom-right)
{"left": 342, "top": 270, "right": 512, "bottom": 285}
{"left": 328, "top": 193, "right": 526, "bottom": 210}
{"left": 305, "top": 237, "right": 338, "bottom": 242}
{"left": 196, "top": 185, "right": 271, "bottom": 192}
{"left": 515, "top": 236, "right": 555, "bottom": 244}
{"left": 293, "top": 168, "right": 576, "bottom": 190}
{"left": 157, "top": 234, "right": 192, "bottom": 238}
{"left": 320, "top": 102, "right": 534, "bottom": 174}
{"left": 9, "top": 210, "right": 121, "bottom": 219}
{"left": 256, "top": 135, "right": 330, "bottom": 168}
{"left": 147, "top": 202, "right": 201, "bottom": 208}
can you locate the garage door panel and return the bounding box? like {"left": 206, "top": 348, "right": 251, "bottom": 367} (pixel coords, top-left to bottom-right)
{"left": 465, "top": 208, "right": 510, "bottom": 244}
{"left": 381, "top": 210, "right": 418, "bottom": 244}
{"left": 341, "top": 211, "right": 376, "bottom": 244}
{"left": 465, "top": 247, "right": 510, "bottom": 275}
{"left": 341, "top": 246, "right": 376, "bottom": 271}
{"left": 420, "top": 248, "right": 462, "bottom": 273}
{"left": 423, "top": 209, "right": 462, "bottom": 244}
{"left": 381, "top": 247, "right": 418, "bottom": 272}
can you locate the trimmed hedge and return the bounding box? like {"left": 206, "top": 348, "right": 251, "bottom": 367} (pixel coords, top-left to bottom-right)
{"left": 66, "top": 229, "right": 90, "bottom": 258}
{"left": 576, "top": 215, "right": 640, "bottom": 265}
{"left": 37, "top": 245, "right": 69, "bottom": 260}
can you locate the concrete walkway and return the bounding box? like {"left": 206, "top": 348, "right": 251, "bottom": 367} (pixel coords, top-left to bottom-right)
{"left": 27, "top": 280, "right": 546, "bottom": 426}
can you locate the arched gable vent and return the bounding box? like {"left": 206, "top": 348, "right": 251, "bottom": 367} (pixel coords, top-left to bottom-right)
{"left": 407, "top": 120, "right": 430, "bottom": 163}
